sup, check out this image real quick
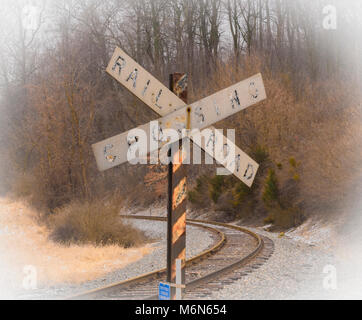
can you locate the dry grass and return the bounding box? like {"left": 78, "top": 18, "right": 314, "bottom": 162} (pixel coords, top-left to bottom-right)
{"left": 48, "top": 199, "right": 146, "bottom": 247}
{"left": 0, "top": 197, "right": 153, "bottom": 292}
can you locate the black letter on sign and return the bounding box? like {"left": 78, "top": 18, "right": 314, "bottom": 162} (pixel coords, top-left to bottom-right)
{"left": 126, "top": 68, "right": 138, "bottom": 88}
{"left": 155, "top": 89, "right": 163, "bottom": 109}
{"left": 142, "top": 80, "right": 151, "bottom": 96}
{"left": 243, "top": 164, "right": 254, "bottom": 180}
{"left": 235, "top": 154, "right": 241, "bottom": 172}
{"left": 112, "top": 56, "right": 126, "bottom": 75}
{"left": 127, "top": 135, "right": 140, "bottom": 155}
{"left": 222, "top": 143, "right": 230, "bottom": 158}
{"left": 206, "top": 131, "right": 216, "bottom": 152}
{"left": 213, "top": 100, "right": 221, "bottom": 116}
{"left": 104, "top": 144, "right": 116, "bottom": 163}
{"left": 230, "top": 90, "right": 241, "bottom": 109}
{"left": 249, "top": 81, "right": 259, "bottom": 99}
{"left": 195, "top": 106, "right": 205, "bottom": 124}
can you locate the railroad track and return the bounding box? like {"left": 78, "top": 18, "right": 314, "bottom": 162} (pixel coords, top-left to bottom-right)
{"left": 67, "top": 215, "right": 274, "bottom": 300}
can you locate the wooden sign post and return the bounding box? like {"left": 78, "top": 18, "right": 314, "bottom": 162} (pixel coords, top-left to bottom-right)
{"left": 167, "top": 73, "right": 188, "bottom": 300}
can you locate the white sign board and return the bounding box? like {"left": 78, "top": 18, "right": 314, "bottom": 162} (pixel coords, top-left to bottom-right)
{"left": 189, "top": 74, "right": 265, "bottom": 130}
{"left": 93, "top": 47, "right": 267, "bottom": 187}
{"left": 92, "top": 107, "right": 187, "bottom": 171}
{"left": 190, "top": 127, "right": 259, "bottom": 187}
{"left": 106, "top": 47, "right": 185, "bottom": 117}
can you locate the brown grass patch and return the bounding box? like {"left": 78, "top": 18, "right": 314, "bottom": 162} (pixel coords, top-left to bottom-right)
{"left": 0, "top": 198, "right": 153, "bottom": 291}
{"left": 48, "top": 199, "right": 146, "bottom": 248}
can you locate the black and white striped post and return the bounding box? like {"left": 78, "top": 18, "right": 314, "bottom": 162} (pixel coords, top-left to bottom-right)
{"left": 167, "top": 73, "right": 188, "bottom": 300}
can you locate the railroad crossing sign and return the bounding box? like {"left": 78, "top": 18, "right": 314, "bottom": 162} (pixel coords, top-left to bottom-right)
{"left": 92, "top": 47, "right": 266, "bottom": 187}
{"left": 92, "top": 47, "right": 267, "bottom": 300}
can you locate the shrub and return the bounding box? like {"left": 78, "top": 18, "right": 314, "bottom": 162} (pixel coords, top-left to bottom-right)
{"left": 263, "top": 214, "right": 274, "bottom": 224}
{"left": 262, "top": 169, "right": 279, "bottom": 208}
{"left": 232, "top": 182, "right": 252, "bottom": 207}
{"left": 274, "top": 207, "right": 303, "bottom": 229}
{"left": 289, "top": 157, "right": 297, "bottom": 168}
{"left": 209, "top": 175, "right": 225, "bottom": 203}
{"left": 263, "top": 206, "right": 303, "bottom": 229}
{"left": 188, "top": 190, "right": 199, "bottom": 204}
{"left": 195, "top": 176, "right": 207, "bottom": 193}
{"left": 187, "top": 175, "right": 209, "bottom": 206}
{"left": 251, "top": 145, "right": 269, "bottom": 164}
{"left": 48, "top": 199, "right": 146, "bottom": 247}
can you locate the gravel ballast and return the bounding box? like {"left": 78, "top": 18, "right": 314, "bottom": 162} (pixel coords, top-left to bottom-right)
{"left": 16, "top": 213, "right": 361, "bottom": 300}
{"left": 16, "top": 218, "right": 215, "bottom": 299}
{"left": 207, "top": 225, "right": 361, "bottom": 300}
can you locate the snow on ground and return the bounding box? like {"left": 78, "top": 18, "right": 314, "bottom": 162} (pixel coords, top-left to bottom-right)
{"left": 0, "top": 199, "right": 215, "bottom": 299}
{"left": 285, "top": 217, "right": 340, "bottom": 250}
{"left": 131, "top": 205, "right": 362, "bottom": 299}
{"left": 2, "top": 196, "right": 361, "bottom": 299}
{"left": 208, "top": 213, "right": 362, "bottom": 300}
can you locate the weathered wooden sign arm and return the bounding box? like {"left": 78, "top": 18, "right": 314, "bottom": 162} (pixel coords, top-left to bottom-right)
{"left": 92, "top": 47, "right": 267, "bottom": 186}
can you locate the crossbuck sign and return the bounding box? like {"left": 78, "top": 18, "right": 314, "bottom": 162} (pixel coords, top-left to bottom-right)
{"left": 92, "top": 47, "right": 266, "bottom": 300}
{"left": 93, "top": 47, "right": 267, "bottom": 187}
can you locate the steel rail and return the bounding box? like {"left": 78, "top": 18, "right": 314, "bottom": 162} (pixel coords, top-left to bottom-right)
{"left": 66, "top": 216, "right": 225, "bottom": 300}
{"left": 66, "top": 215, "right": 264, "bottom": 300}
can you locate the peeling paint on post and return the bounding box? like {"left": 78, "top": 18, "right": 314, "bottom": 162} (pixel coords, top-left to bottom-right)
{"left": 167, "top": 73, "right": 188, "bottom": 300}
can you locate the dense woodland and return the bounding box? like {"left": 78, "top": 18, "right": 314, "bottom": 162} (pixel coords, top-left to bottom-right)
{"left": 0, "top": 0, "right": 361, "bottom": 228}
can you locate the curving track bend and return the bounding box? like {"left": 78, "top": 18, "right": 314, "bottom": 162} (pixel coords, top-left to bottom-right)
{"left": 67, "top": 216, "right": 274, "bottom": 300}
